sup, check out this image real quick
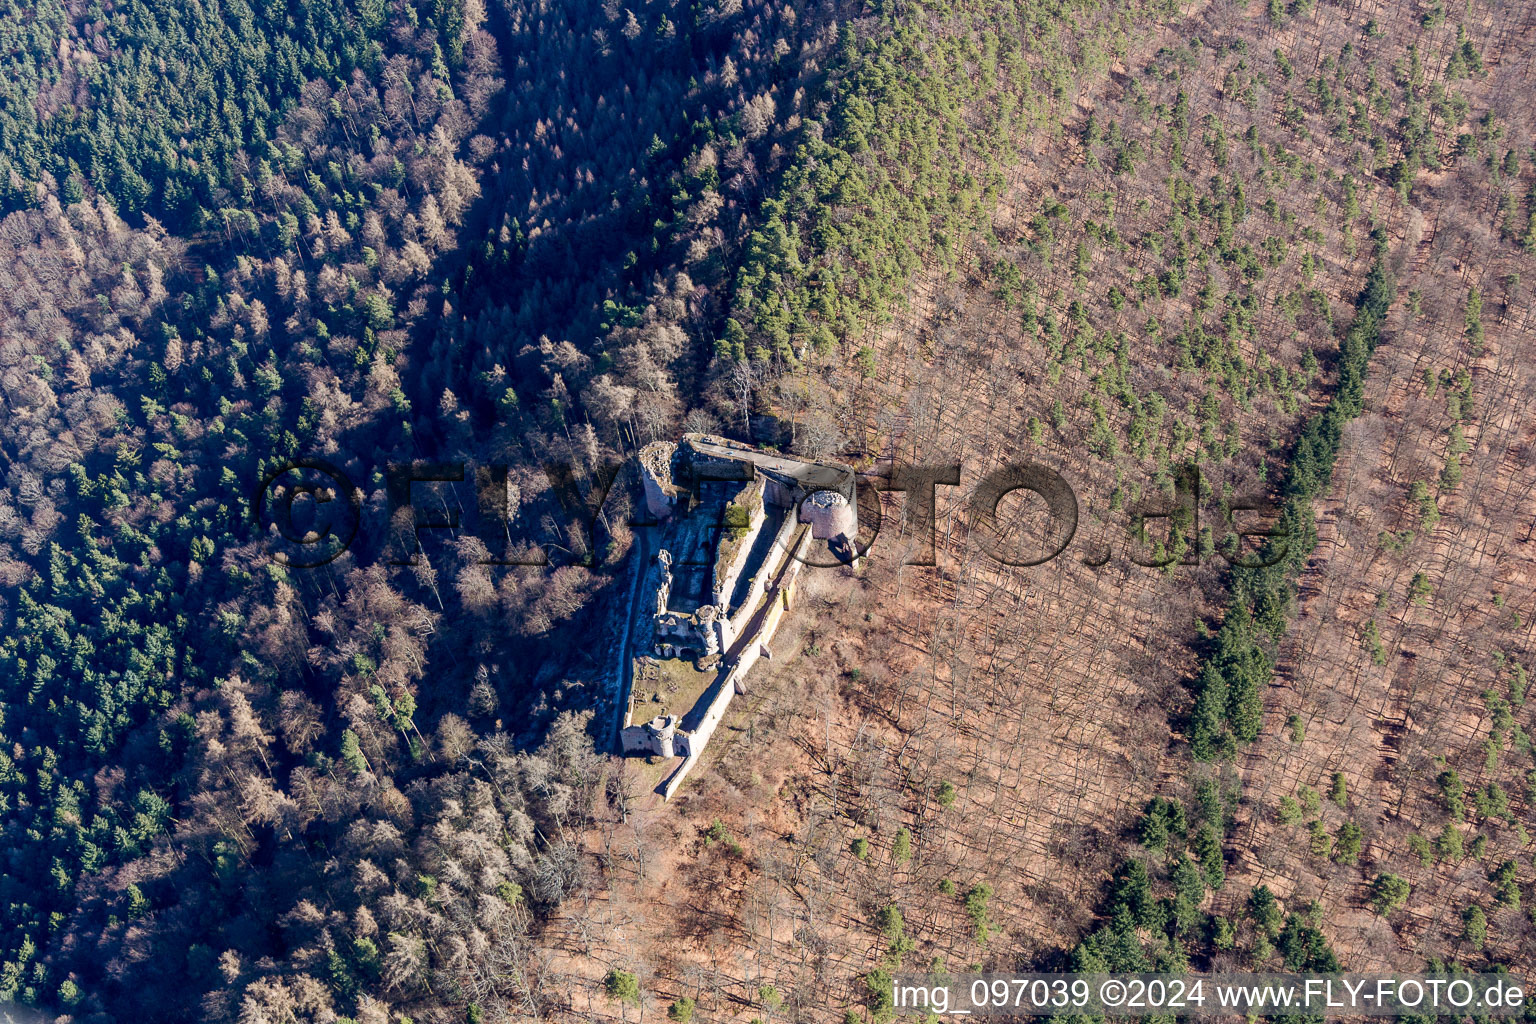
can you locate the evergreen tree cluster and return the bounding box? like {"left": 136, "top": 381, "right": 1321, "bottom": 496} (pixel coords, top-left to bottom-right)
{"left": 1189, "top": 240, "right": 1397, "bottom": 760}
{"left": 727, "top": 0, "right": 1185, "bottom": 363}
{"left": 0, "top": 0, "right": 391, "bottom": 227}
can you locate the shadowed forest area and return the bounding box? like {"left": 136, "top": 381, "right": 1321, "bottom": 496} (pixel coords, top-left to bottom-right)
{"left": 0, "top": 0, "right": 1534, "bottom": 1021}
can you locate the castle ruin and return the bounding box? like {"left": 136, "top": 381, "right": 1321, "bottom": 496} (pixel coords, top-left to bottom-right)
{"left": 617, "top": 434, "right": 858, "bottom": 798}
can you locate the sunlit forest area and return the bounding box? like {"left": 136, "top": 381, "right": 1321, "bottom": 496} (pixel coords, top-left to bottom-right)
{"left": 1, "top": 0, "right": 1534, "bottom": 1020}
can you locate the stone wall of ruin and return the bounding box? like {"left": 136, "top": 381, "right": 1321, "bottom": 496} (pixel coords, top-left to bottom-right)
{"left": 711, "top": 478, "right": 766, "bottom": 606}
{"left": 638, "top": 440, "right": 677, "bottom": 519}
{"left": 660, "top": 529, "right": 811, "bottom": 800}
{"left": 727, "top": 508, "right": 799, "bottom": 636}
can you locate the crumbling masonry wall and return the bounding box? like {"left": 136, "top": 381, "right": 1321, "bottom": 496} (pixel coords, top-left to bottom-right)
{"left": 619, "top": 434, "right": 857, "bottom": 796}
{"left": 660, "top": 528, "right": 811, "bottom": 799}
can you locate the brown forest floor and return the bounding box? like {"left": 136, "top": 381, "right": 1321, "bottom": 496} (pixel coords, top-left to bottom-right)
{"left": 534, "top": 1, "right": 1536, "bottom": 1019}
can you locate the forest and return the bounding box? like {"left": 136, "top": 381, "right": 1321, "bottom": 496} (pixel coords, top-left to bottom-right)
{"left": 0, "top": 0, "right": 813, "bottom": 1015}
{"left": 1, "top": 0, "right": 1535, "bottom": 1020}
